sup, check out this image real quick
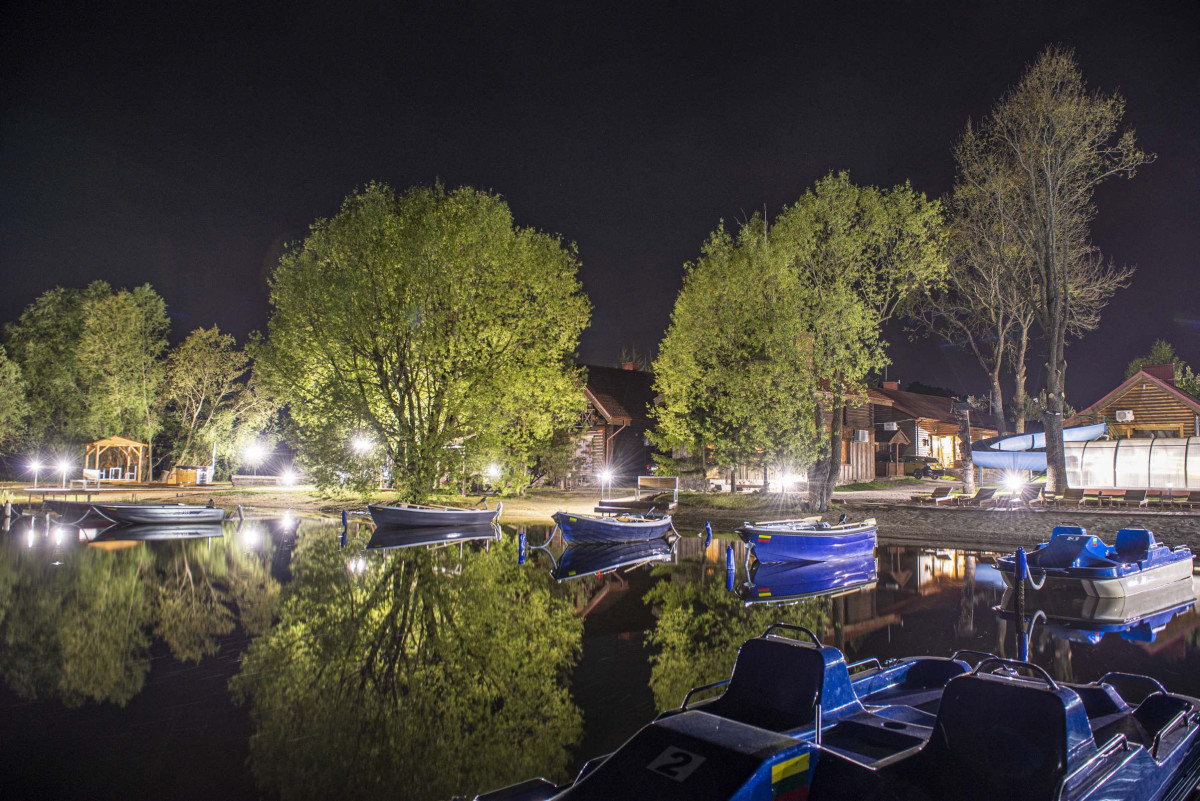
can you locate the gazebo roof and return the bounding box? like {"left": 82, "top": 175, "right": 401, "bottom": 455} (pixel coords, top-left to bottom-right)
{"left": 87, "top": 436, "right": 147, "bottom": 448}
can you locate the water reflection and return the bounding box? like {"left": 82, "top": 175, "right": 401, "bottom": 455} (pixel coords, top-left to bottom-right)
{"left": 1, "top": 515, "right": 1198, "bottom": 801}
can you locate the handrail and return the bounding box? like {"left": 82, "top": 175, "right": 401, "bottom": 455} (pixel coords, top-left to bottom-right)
{"left": 762, "top": 623, "right": 823, "bottom": 646}
{"left": 1097, "top": 672, "right": 1167, "bottom": 700}
{"left": 1056, "top": 734, "right": 1128, "bottom": 800}
{"left": 847, "top": 657, "right": 882, "bottom": 675}
{"left": 680, "top": 679, "right": 731, "bottom": 709}
{"left": 971, "top": 658, "right": 1059, "bottom": 690}
{"left": 950, "top": 649, "right": 998, "bottom": 665}
{"left": 749, "top": 516, "right": 823, "bottom": 527}
{"left": 1151, "top": 708, "right": 1192, "bottom": 759}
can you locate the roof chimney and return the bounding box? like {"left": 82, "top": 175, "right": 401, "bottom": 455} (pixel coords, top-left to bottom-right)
{"left": 882, "top": 380, "right": 900, "bottom": 391}
{"left": 1143, "top": 363, "right": 1176, "bottom": 385}
{"left": 621, "top": 361, "right": 639, "bottom": 371}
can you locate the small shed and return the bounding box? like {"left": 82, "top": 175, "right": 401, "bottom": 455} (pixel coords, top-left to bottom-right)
{"left": 84, "top": 436, "right": 147, "bottom": 483}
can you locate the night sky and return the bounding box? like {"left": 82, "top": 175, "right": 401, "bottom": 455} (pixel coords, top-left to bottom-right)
{"left": 3, "top": 1, "right": 1198, "bottom": 407}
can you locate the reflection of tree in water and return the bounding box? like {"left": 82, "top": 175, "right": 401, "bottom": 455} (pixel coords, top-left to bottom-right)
{"left": 0, "top": 526, "right": 280, "bottom": 707}
{"left": 230, "top": 528, "right": 582, "bottom": 801}
{"left": 644, "top": 566, "right": 830, "bottom": 713}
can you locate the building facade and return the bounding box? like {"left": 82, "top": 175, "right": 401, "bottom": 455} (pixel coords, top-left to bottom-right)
{"left": 870, "top": 382, "right": 998, "bottom": 476}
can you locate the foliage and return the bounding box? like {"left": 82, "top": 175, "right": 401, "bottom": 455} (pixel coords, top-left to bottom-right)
{"left": 0, "top": 345, "right": 29, "bottom": 449}
{"left": 644, "top": 572, "right": 829, "bottom": 712}
{"left": 1124, "top": 340, "right": 1200, "bottom": 396}
{"left": 653, "top": 217, "right": 822, "bottom": 481}
{"left": 165, "top": 327, "right": 278, "bottom": 474}
{"left": 230, "top": 526, "right": 583, "bottom": 801}
{"left": 259, "top": 183, "right": 590, "bottom": 499}
{"left": 959, "top": 46, "right": 1150, "bottom": 490}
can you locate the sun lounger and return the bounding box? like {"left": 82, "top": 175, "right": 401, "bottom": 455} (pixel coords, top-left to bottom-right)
{"left": 913, "top": 486, "right": 954, "bottom": 505}
{"left": 1047, "top": 487, "right": 1084, "bottom": 508}
{"left": 1111, "top": 489, "right": 1148, "bottom": 508}
{"left": 955, "top": 487, "right": 998, "bottom": 507}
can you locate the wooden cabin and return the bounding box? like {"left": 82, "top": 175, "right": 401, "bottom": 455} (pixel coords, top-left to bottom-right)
{"left": 578, "top": 363, "right": 658, "bottom": 481}
{"left": 871, "top": 382, "right": 998, "bottom": 474}
{"left": 1066, "top": 364, "right": 1200, "bottom": 438}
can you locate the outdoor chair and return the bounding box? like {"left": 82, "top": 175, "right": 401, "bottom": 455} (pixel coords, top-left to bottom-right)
{"left": 1111, "top": 489, "right": 1147, "bottom": 508}
{"left": 913, "top": 485, "right": 954, "bottom": 505}
{"left": 1172, "top": 490, "right": 1200, "bottom": 510}
{"left": 1081, "top": 490, "right": 1104, "bottom": 507}
{"left": 955, "top": 487, "right": 998, "bottom": 507}
{"left": 1101, "top": 490, "right": 1128, "bottom": 507}
{"left": 1048, "top": 488, "right": 1085, "bottom": 508}
{"left": 1012, "top": 485, "right": 1044, "bottom": 508}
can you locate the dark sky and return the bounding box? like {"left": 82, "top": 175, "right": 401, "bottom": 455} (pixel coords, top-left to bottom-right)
{"left": 3, "top": 1, "right": 1198, "bottom": 407}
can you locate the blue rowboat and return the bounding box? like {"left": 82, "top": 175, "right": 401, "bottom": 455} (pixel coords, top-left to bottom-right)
{"left": 367, "top": 501, "right": 501, "bottom": 529}
{"left": 736, "top": 517, "right": 877, "bottom": 563}
{"left": 474, "top": 623, "right": 1200, "bottom": 801}
{"left": 737, "top": 554, "right": 877, "bottom": 605}
{"left": 996, "top": 525, "right": 1194, "bottom": 597}
{"left": 551, "top": 511, "right": 674, "bottom": 544}
{"left": 367, "top": 523, "right": 501, "bottom": 551}
{"left": 547, "top": 539, "right": 675, "bottom": 582}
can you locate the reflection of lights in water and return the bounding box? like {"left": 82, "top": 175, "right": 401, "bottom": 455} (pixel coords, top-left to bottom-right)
{"left": 78, "top": 529, "right": 87, "bottom": 542}
{"left": 349, "top": 556, "right": 367, "bottom": 574}
{"left": 281, "top": 511, "right": 294, "bottom": 529}
{"left": 51, "top": 561, "right": 62, "bottom": 567}
{"left": 242, "top": 526, "right": 262, "bottom": 548}
{"left": 27, "top": 530, "right": 35, "bottom": 548}
{"left": 53, "top": 527, "right": 64, "bottom": 546}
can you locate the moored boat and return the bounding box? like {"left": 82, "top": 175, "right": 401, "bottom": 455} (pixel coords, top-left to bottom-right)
{"left": 367, "top": 502, "right": 501, "bottom": 529}
{"left": 550, "top": 511, "right": 675, "bottom": 545}
{"left": 92, "top": 523, "right": 225, "bottom": 542}
{"left": 736, "top": 554, "right": 877, "bottom": 605}
{"left": 473, "top": 624, "right": 1200, "bottom": 801}
{"left": 544, "top": 539, "right": 675, "bottom": 582}
{"left": 91, "top": 503, "right": 227, "bottom": 525}
{"left": 996, "top": 525, "right": 1194, "bottom": 598}
{"left": 366, "top": 523, "right": 502, "bottom": 550}
{"left": 736, "top": 517, "right": 877, "bottom": 563}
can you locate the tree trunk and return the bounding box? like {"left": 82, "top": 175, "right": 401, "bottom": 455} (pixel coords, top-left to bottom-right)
{"left": 1011, "top": 325, "right": 1030, "bottom": 435}
{"left": 1044, "top": 355, "right": 1068, "bottom": 494}
{"left": 762, "top": 462, "right": 769, "bottom": 493}
{"left": 957, "top": 408, "right": 976, "bottom": 496}
{"left": 809, "top": 401, "right": 843, "bottom": 512}
{"left": 989, "top": 368, "right": 1007, "bottom": 438}
{"left": 728, "top": 466, "right": 737, "bottom": 494}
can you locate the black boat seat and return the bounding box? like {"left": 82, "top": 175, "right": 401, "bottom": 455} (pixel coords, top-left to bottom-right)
{"left": 694, "top": 636, "right": 826, "bottom": 731}
{"left": 1114, "top": 528, "right": 1155, "bottom": 563}
{"left": 892, "top": 673, "right": 1093, "bottom": 800}
{"left": 860, "top": 658, "right": 968, "bottom": 711}
{"left": 1093, "top": 692, "right": 1193, "bottom": 750}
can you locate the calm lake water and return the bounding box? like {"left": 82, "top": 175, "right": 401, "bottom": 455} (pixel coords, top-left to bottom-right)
{"left": 1, "top": 512, "right": 1197, "bottom": 800}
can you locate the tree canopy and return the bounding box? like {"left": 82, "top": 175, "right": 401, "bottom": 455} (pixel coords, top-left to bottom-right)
{"left": 259, "top": 183, "right": 590, "bottom": 497}
{"left": 1125, "top": 340, "right": 1200, "bottom": 396}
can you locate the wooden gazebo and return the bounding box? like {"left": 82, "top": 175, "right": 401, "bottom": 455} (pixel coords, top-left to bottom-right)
{"left": 84, "top": 436, "right": 147, "bottom": 483}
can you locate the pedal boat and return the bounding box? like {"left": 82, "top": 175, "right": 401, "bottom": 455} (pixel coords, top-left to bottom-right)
{"left": 996, "top": 525, "right": 1194, "bottom": 598}
{"left": 550, "top": 511, "right": 675, "bottom": 545}
{"left": 736, "top": 517, "right": 877, "bottom": 563}
{"left": 473, "top": 624, "right": 1200, "bottom": 801}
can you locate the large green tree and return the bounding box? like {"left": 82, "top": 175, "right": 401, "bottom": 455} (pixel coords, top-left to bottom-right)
{"left": 653, "top": 217, "right": 822, "bottom": 487}
{"left": 772, "top": 173, "right": 946, "bottom": 510}
{"left": 959, "top": 46, "right": 1150, "bottom": 492}
{"left": 1125, "top": 340, "right": 1200, "bottom": 397}
{"left": 259, "top": 183, "right": 590, "bottom": 497}
{"left": 0, "top": 345, "right": 28, "bottom": 450}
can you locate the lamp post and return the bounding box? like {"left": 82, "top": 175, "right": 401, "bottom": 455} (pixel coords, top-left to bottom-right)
{"left": 244, "top": 442, "right": 267, "bottom": 476}
{"left": 30, "top": 459, "right": 42, "bottom": 489}
{"left": 58, "top": 459, "right": 70, "bottom": 489}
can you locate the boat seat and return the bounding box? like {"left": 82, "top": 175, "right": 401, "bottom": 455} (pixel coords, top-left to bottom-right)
{"left": 693, "top": 636, "right": 826, "bottom": 731}
{"left": 860, "top": 658, "right": 967, "bottom": 712}
{"left": 1114, "top": 528, "right": 1155, "bottom": 563}
{"left": 1094, "top": 692, "right": 1193, "bottom": 750}
{"left": 891, "top": 673, "right": 1093, "bottom": 800}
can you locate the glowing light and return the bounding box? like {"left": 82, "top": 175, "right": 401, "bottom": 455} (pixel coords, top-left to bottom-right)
{"left": 241, "top": 525, "right": 262, "bottom": 549}
{"left": 280, "top": 469, "right": 298, "bottom": 486}
{"left": 349, "top": 556, "right": 367, "bottom": 574}
{"left": 598, "top": 468, "right": 614, "bottom": 484}
{"left": 58, "top": 459, "right": 71, "bottom": 488}
{"left": 29, "top": 458, "right": 43, "bottom": 488}
{"left": 1004, "top": 473, "right": 1024, "bottom": 492}
{"left": 281, "top": 511, "right": 295, "bottom": 529}
{"left": 27, "top": 530, "right": 35, "bottom": 549}
{"left": 244, "top": 442, "right": 267, "bottom": 463}
{"left": 53, "top": 527, "right": 64, "bottom": 546}
{"left": 351, "top": 434, "right": 373, "bottom": 454}
{"left": 487, "top": 464, "right": 501, "bottom": 480}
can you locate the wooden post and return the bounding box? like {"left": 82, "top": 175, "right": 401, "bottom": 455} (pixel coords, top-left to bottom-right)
{"left": 954, "top": 403, "right": 976, "bottom": 496}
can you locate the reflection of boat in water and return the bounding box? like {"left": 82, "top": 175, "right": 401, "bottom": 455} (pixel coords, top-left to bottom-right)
{"left": 736, "top": 555, "right": 877, "bottom": 605}
{"left": 1000, "top": 577, "right": 1197, "bottom": 645}
{"left": 550, "top": 511, "right": 674, "bottom": 545}
{"left": 543, "top": 540, "right": 675, "bottom": 582}
{"left": 366, "top": 523, "right": 502, "bottom": 551}
{"left": 476, "top": 623, "right": 1200, "bottom": 800}
{"left": 996, "top": 525, "right": 1193, "bottom": 597}
{"left": 736, "top": 517, "right": 877, "bottom": 563}
{"left": 90, "top": 503, "right": 227, "bottom": 525}
{"left": 91, "top": 523, "right": 225, "bottom": 542}
{"left": 367, "top": 502, "right": 501, "bottom": 529}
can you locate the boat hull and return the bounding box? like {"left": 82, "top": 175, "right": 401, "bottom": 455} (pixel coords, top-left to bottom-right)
{"left": 367, "top": 504, "right": 500, "bottom": 529}
{"left": 92, "top": 504, "right": 226, "bottom": 525}
{"left": 94, "top": 523, "right": 225, "bottom": 541}
{"left": 736, "top": 523, "right": 877, "bottom": 563}
{"left": 367, "top": 523, "right": 501, "bottom": 550}
{"left": 1000, "top": 557, "right": 1194, "bottom": 598}
{"left": 553, "top": 512, "right": 673, "bottom": 544}
{"left": 552, "top": 540, "right": 675, "bottom": 581}
{"left": 739, "top": 555, "right": 877, "bottom": 604}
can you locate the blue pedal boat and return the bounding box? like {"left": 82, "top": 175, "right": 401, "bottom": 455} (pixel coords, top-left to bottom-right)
{"left": 544, "top": 539, "right": 675, "bottom": 582}
{"left": 550, "top": 511, "right": 675, "bottom": 545}
{"left": 473, "top": 624, "right": 1200, "bottom": 801}
{"left": 736, "top": 517, "right": 877, "bottom": 563}
{"left": 736, "top": 554, "right": 877, "bottom": 605}
{"left": 997, "top": 525, "right": 1194, "bottom": 597}
{"left": 1000, "top": 578, "right": 1197, "bottom": 645}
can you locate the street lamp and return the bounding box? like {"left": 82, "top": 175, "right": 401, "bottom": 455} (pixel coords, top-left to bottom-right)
{"left": 243, "top": 442, "right": 267, "bottom": 476}
{"left": 352, "top": 434, "right": 373, "bottom": 455}
{"left": 58, "top": 459, "right": 71, "bottom": 489}
{"left": 487, "top": 464, "right": 501, "bottom": 481}
{"left": 598, "top": 467, "right": 614, "bottom": 498}
{"left": 30, "top": 458, "right": 42, "bottom": 489}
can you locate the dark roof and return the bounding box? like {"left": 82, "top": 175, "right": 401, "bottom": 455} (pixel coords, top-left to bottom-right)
{"left": 582, "top": 364, "right": 656, "bottom": 427}
{"left": 871, "top": 386, "right": 999, "bottom": 431}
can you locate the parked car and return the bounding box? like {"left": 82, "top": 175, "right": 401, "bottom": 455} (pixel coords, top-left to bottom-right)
{"left": 903, "top": 455, "right": 945, "bottom": 479}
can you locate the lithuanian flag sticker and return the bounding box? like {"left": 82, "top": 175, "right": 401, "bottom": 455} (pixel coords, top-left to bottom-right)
{"left": 771, "top": 751, "right": 814, "bottom": 799}
{"left": 758, "top": 534, "right": 772, "bottom": 542}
